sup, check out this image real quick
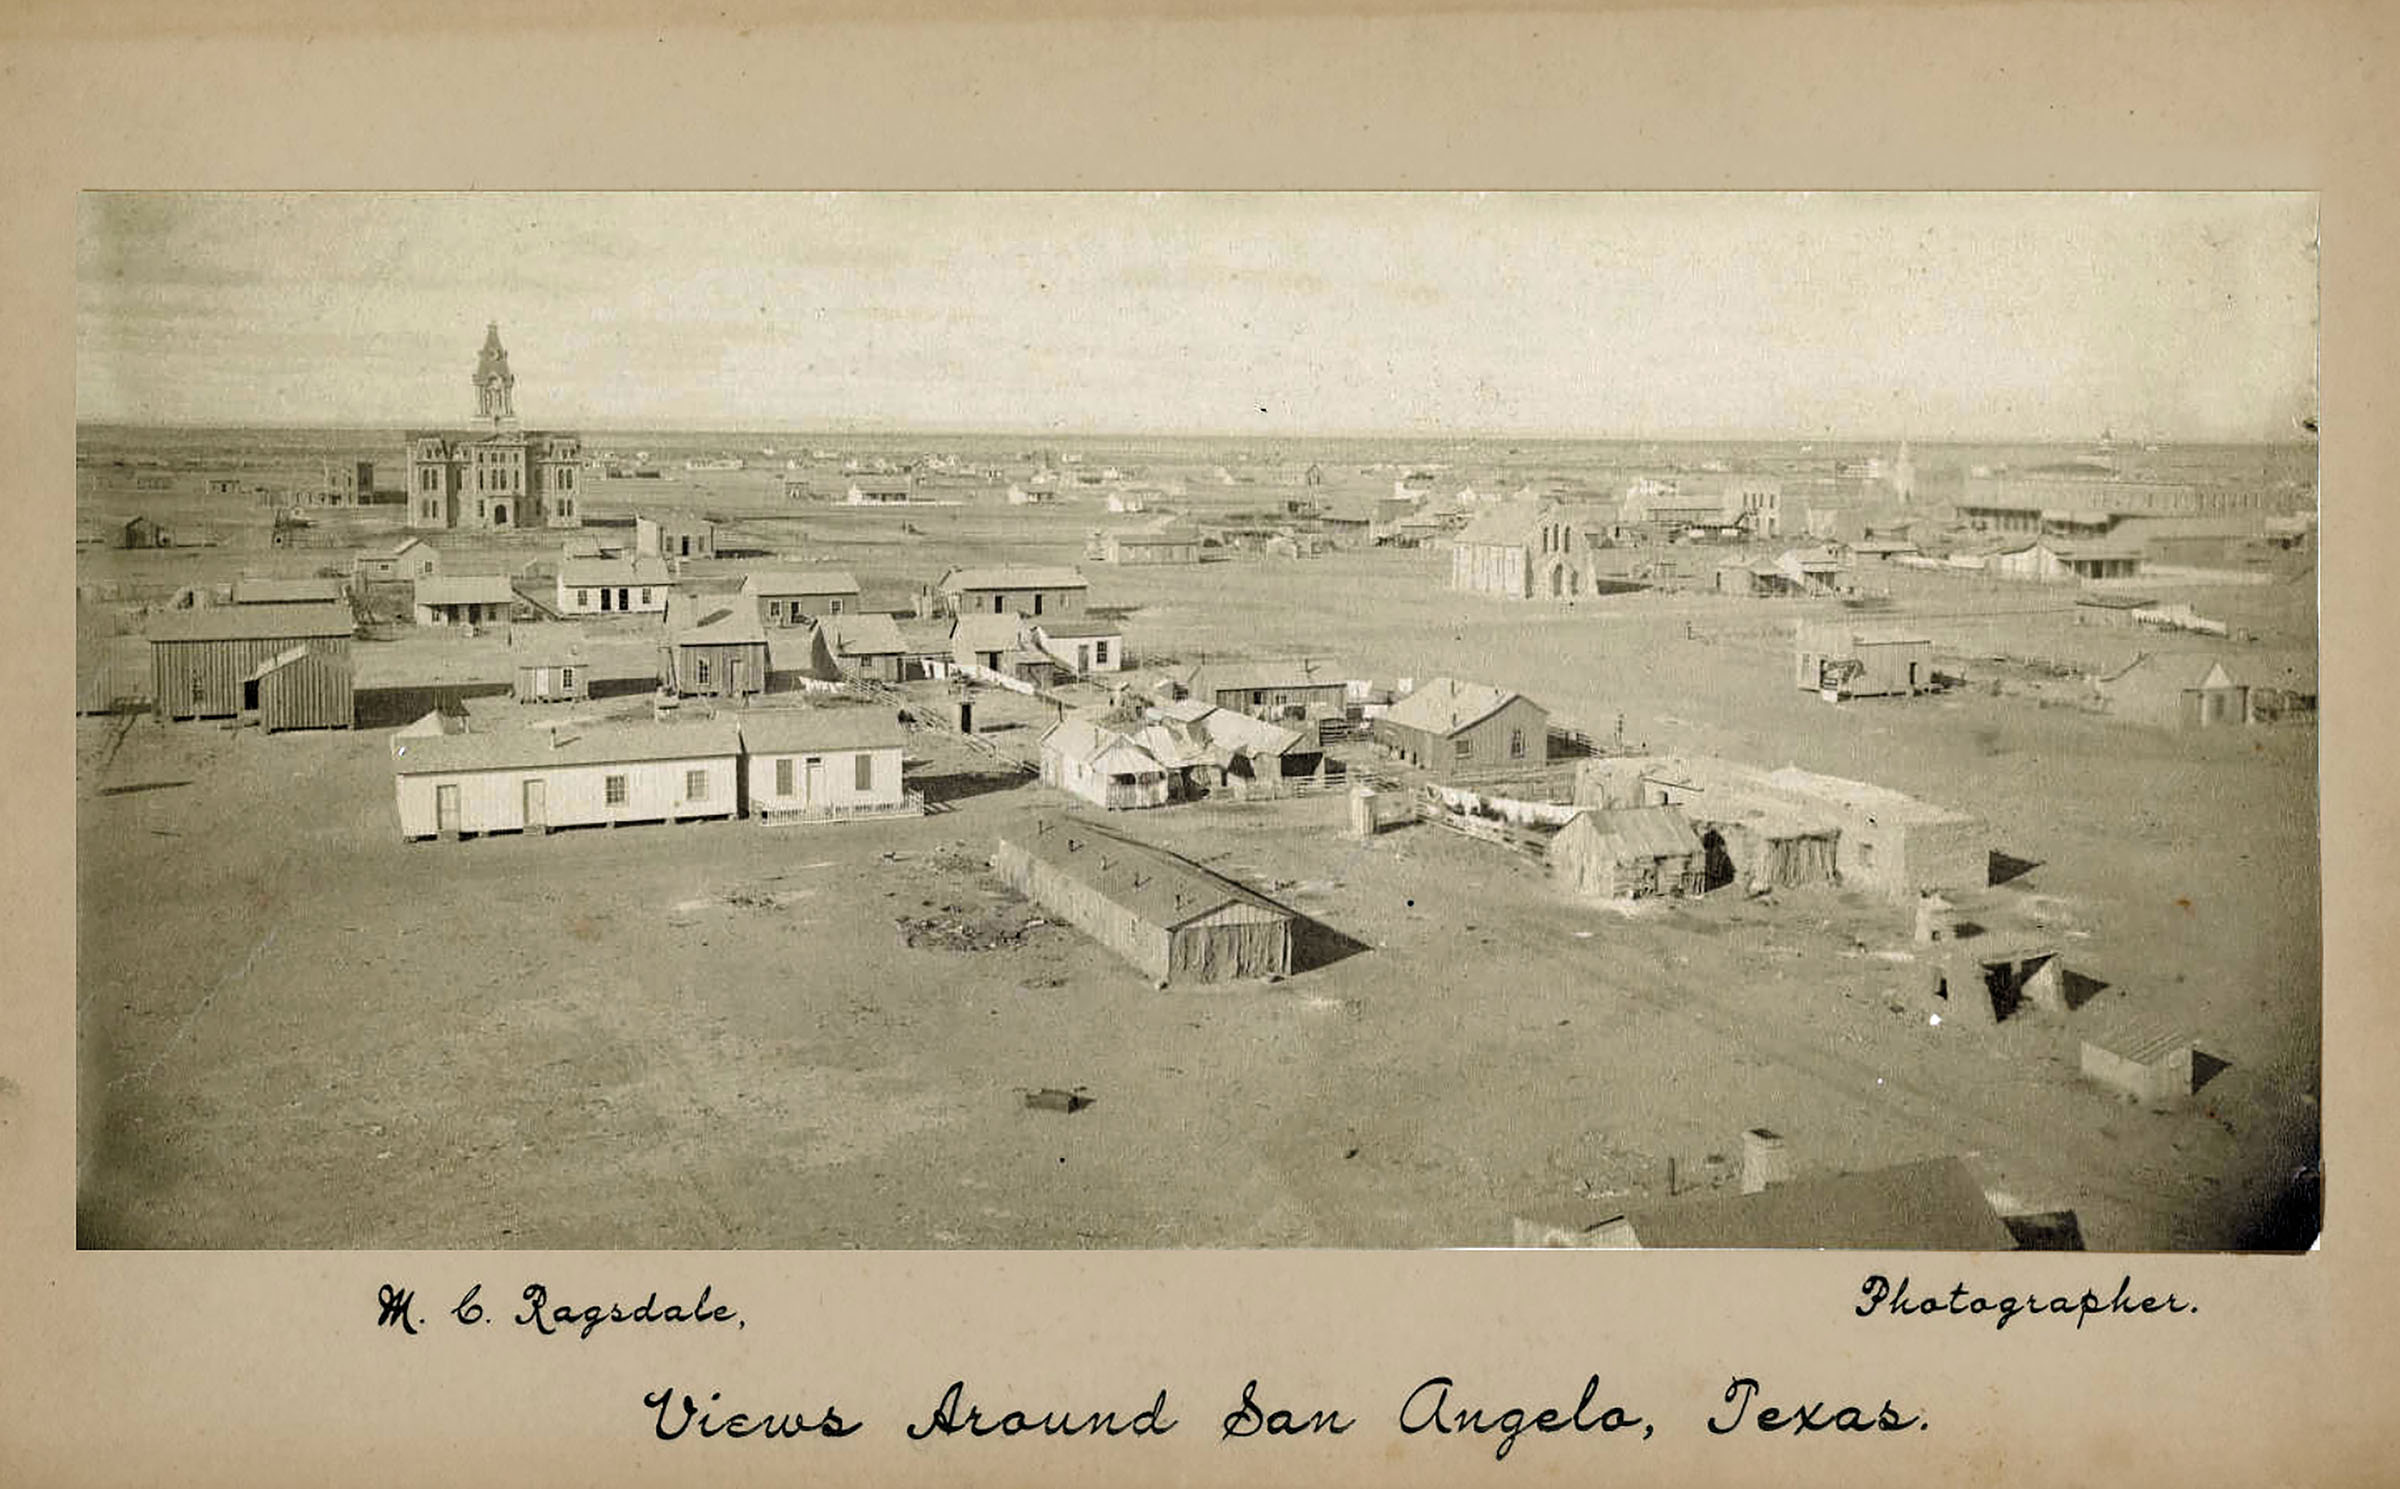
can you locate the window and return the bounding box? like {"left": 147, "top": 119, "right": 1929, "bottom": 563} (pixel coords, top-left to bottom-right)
{"left": 854, "top": 753, "right": 874, "bottom": 792}
{"left": 695, "top": 656, "right": 712, "bottom": 685}
{"left": 685, "top": 769, "right": 709, "bottom": 801}
{"left": 1455, "top": 737, "right": 1474, "bottom": 759}
{"left": 559, "top": 667, "right": 575, "bottom": 690}
{"left": 604, "top": 774, "right": 627, "bottom": 805}
{"left": 776, "top": 757, "right": 794, "bottom": 796}
{"left": 639, "top": 588, "right": 652, "bottom": 606}
{"left": 1093, "top": 640, "right": 1110, "bottom": 665}
{"left": 1509, "top": 728, "right": 1526, "bottom": 760}
{"left": 577, "top": 589, "right": 590, "bottom": 609}
{"left": 1033, "top": 593, "right": 1044, "bottom": 616}
{"left": 828, "top": 598, "right": 843, "bottom": 615}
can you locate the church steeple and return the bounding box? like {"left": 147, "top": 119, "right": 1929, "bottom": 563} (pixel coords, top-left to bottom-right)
{"left": 474, "top": 321, "right": 517, "bottom": 426}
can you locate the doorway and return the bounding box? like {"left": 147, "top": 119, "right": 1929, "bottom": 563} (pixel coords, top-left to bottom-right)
{"left": 522, "top": 778, "right": 547, "bottom": 832}
{"left": 802, "top": 756, "right": 825, "bottom": 806}
{"left": 436, "top": 784, "right": 461, "bottom": 835}
{"left": 1700, "top": 828, "right": 1737, "bottom": 892}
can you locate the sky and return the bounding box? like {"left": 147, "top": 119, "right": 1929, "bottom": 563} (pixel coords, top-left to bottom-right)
{"left": 75, "top": 192, "right": 2320, "bottom": 442}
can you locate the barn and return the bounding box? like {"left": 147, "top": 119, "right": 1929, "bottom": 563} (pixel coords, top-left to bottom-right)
{"left": 1547, "top": 805, "right": 1707, "bottom": 899}
{"left": 148, "top": 601, "right": 355, "bottom": 729}
{"left": 737, "top": 707, "right": 916, "bottom": 821}
{"left": 658, "top": 590, "right": 770, "bottom": 699}
{"left": 390, "top": 713, "right": 742, "bottom": 839}
{"left": 1375, "top": 677, "right": 1549, "bottom": 778}
{"left": 992, "top": 814, "right": 1295, "bottom": 985}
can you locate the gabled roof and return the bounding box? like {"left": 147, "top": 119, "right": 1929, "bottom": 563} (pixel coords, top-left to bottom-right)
{"left": 664, "top": 589, "right": 768, "bottom": 646}
{"left": 1382, "top": 676, "right": 1535, "bottom": 737}
{"left": 148, "top": 602, "right": 355, "bottom": 642}
{"left": 951, "top": 613, "right": 1028, "bottom": 655}
{"left": 390, "top": 716, "right": 743, "bottom": 776}
{"left": 413, "top": 575, "right": 518, "bottom": 607}
{"left": 822, "top": 612, "right": 905, "bottom": 656}
{"left": 386, "top": 536, "right": 432, "bottom": 556}
{"left": 1111, "top": 522, "right": 1201, "bottom": 544}
{"left": 1185, "top": 659, "right": 1346, "bottom": 694}
{"left": 1453, "top": 502, "right": 1548, "bottom": 548}
{"left": 508, "top": 629, "right": 587, "bottom": 667}
{"left": 939, "top": 565, "right": 1089, "bottom": 593}
{"left": 742, "top": 569, "right": 862, "bottom": 598}
{"left": 559, "top": 554, "right": 671, "bottom": 588}
{"left": 1605, "top": 1156, "right": 2016, "bottom": 1251}
{"left": 999, "top": 813, "right": 1291, "bottom": 932}
{"left": 738, "top": 706, "right": 908, "bottom": 754}
{"left": 1033, "top": 616, "right": 1123, "bottom": 640}
{"left": 232, "top": 576, "right": 347, "bottom": 605}
{"left": 1560, "top": 804, "right": 1702, "bottom": 860}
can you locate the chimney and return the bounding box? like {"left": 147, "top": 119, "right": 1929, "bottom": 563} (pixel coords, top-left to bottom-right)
{"left": 1741, "top": 1128, "right": 1791, "bottom": 1195}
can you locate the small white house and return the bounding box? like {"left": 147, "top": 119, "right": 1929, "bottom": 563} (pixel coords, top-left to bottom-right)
{"left": 556, "top": 554, "right": 671, "bottom": 616}
{"left": 390, "top": 714, "right": 742, "bottom": 840}
{"left": 737, "top": 708, "right": 918, "bottom": 822}
{"left": 1030, "top": 618, "right": 1125, "bottom": 675}
{"left": 357, "top": 536, "right": 441, "bottom": 584}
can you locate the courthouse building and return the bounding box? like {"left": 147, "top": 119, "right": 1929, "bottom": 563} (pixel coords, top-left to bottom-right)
{"left": 407, "top": 323, "right": 585, "bottom": 532}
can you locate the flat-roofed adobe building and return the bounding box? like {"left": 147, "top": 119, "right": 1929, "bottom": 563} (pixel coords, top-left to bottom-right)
{"left": 742, "top": 570, "right": 861, "bottom": 623}
{"left": 556, "top": 553, "right": 670, "bottom": 617}
{"left": 937, "top": 565, "right": 1088, "bottom": 619}
{"left": 148, "top": 601, "right": 355, "bottom": 730}
{"left": 738, "top": 707, "right": 917, "bottom": 822}
{"left": 390, "top": 714, "right": 742, "bottom": 839}
{"left": 1375, "top": 677, "right": 1548, "bottom": 778}
{"left": 993, "top": 814, "right": 1295, "bottom": 986}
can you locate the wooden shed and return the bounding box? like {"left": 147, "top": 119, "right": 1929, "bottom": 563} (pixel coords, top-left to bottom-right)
{"left": 389, "top": 713, "right": 742, "bottom": 839}
{"left": 510, "top": 631, "right": 590, "bottom": 703}
{"left": 1548, "top": 805, "right": 1707, "bottom": 899}
{"left": 148, "top": 601, "right": 354, "bottom": 728}
{"left": 1794, "top": 623, "right": 1934, "bottom": 699}
{"left": 993, "top": 814, "right": 1294, "bottom": 985}
{"left": 2080, "top": 1017, "right": 2212, "bottom": 1105}
{"left": 120, "top": 515, "right": 170, "bottom": 550}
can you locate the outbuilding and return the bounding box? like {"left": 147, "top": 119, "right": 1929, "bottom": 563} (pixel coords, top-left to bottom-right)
{"left": 148, "top": 601, "right": 355, "bottom": 729}
{"left": 1794, "top": 623, "right": 1934, "bottom": 698}
{"left": 1547, "top": 805, "right": 1707, "bottom": 900}
{"left": 2081, "top": 1014, "right": 2214, "bottom": 1105}
{"left": 510, "top": 630, "right": 590, "bottom": 704}
{"left": 737, "top": 706, "right": 917, "bottom": 821}
{"left": 819, "top": 612, "right": 908, "bottom": 683}
{"left": 390, "top": 714, "right": 743, "bottom": 840}
{"left": 1038, "top": 718, "right": 1171, "bottom": 810}
{"left": 356, "top": 536, "right": 442, "bottom": 584}
{"left": 993, "top": 814, "right": 1296, "bottom": 985}
{"left": 120, "top": 515, "right": 171, "bottom": 549}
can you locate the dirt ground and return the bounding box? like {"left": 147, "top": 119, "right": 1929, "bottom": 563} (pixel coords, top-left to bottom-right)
{"left": 75, "top": 446, "right": 2321, "bottom": 1250}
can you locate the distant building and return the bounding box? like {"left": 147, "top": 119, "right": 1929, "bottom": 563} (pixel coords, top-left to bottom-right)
{"left": 1038, "top": 719, "right": 1172, "bottom": 811}
{"left": 556, "top": 553, "right": 670, "bottom": 617}
{"left": 120, "top": 515, "right": 169, "bottom": 550}
{"left": 148, "top": 601, "right": 355, "bottom": 730}
{"left": 390, "top": 714, "right": 742, "bottom": 839}
{"left": 1952, "top": 464, "right": 2285, "bottom": 535}
{"left": 412, "top": 575, "right": 519, "bottom": 628}
{"left": 1375, "top": 677, "right": 1548, "bottom": 779}
{"left": 1794, "top": 623, "right": 1934, "bottom": 699}
{"left": 636, "top": 513, "right": 718, "bottom": 561}
{"left": 356, "top": 536, "right": 442, "bottom": 584}
{"left": 1178, "top": 660, "right": 1349, "bottom": 723}
{"left": 510, "top": 630, "right": 589, "bottom": 704}
{"left": 993, "top": 813, "right": 1296, "bottom": 985}
{"left": 743, "top": 569, "right": 861, "bottom": 623}
{"left": 1029, "top": 617, "right": 1124, "bottom": 676}
{"left": 846, "top": 476, "right": 915, "bottom": 505}
{"left": 2092, "top": 654, "right": 2255, "bottom": 730}
{"left": 936, "top": 565, "right": 1089, "bottom": 619}
{"left": 1100, "top": 523, "right": 1201, "bottom": 565}
{"left": 406, "top": 323, "right": 584, "bottom": 531}
{"left": 1987, "top": 539, "right": 2141, "bottom": 583}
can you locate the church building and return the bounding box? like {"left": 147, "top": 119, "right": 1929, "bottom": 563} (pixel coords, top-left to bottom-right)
{"left": 406, "top": 323, "right": 584, "bottom": 531}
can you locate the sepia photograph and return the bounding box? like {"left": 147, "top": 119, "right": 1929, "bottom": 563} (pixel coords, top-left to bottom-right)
{"left": 73, "top": 190, "right": 2321, "bottom": 1253}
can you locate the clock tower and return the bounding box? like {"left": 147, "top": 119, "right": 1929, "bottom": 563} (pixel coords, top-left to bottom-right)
{"left": 473, "top": 321, "right": 517, "bottom": 426}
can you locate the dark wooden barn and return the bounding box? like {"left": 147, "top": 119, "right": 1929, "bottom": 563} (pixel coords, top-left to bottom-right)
{"left": 147, "top": 602, "right": 355, "bottom": 729}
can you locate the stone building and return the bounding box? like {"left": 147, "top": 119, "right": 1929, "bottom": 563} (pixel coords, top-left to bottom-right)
{"left": 406, "top": 323, "right": 585, "bottom": 532}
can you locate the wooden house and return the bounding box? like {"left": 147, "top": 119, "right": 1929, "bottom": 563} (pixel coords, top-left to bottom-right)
{"left": 658, "top": 590, "right": 770, "bottom": 699}
{"left": 390, "top": 714, "right": 742, "bottom": 839}
{"left": 148, "top": 601, "right": 355, "bottom": 730}
{"left": 510, "top": 631, "right": 590, "bottom": 704}
{"left": 412, "top": 574, "right": 520, "bottom": 628}
{"left": 1547, "top": 805, "right": 1708, "bottom": 900}
{"left": 1029, "top": 617, "right": 1125, "bottom": 676}
{"left": 737, "top": 707, "right": 916, "bottom": 822}
{"left": 936, "top": 565, "right": 1089, "bottom": 619}
{"left": 993, "top": 814, "right": 1295, "bottom": 986}
{"left": 1793, "top": 623, "right": 1934, "bottom": 699}
{"left": 1179, "top": 660, "right": 1349, "bottom": 722}
{"left": 1038, "top": 718, "right": 1171, "bottom": 810}
{"left": 356, "top": 537, "right": 442, "bottom": 584}
{"left": 742, "top": 569, "right": 861, "bottom": 624}
{"left": 1375, "top": 677, "right": 1548, "bottom": 778}
{"left": 2094, "top": 654, "right": 2254, "bottom": 729}
{"left": 846, "top": 476, "right": 916, "bottom": 505}
{"left": 635, "top": 513, "right": 718, "bottom": 561}
{"left": 818, "top": 613, "right": 908, "bottom": 683}
{"left": 1101, "top": 523, "right": 1201, "bottom": 565}
{"left": 556, "top": 553, "right": 670, "bottom": 616}
{"left": 120, "top": 515, "right": 170, "bottom": 550}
